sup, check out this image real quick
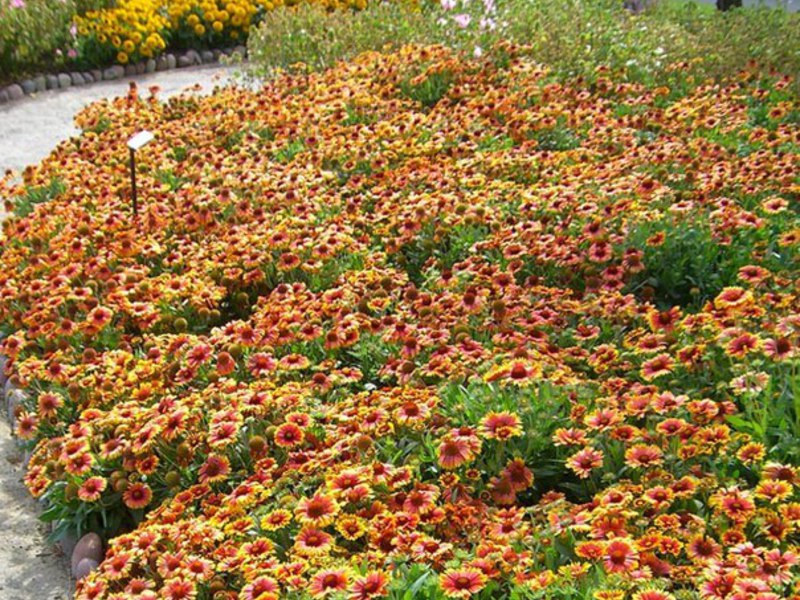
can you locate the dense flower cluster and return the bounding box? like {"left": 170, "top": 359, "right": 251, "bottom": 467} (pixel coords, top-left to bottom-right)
{"left": 75, "top": 0, "right": 170, "bottom": 64}
{"left": 0, "top": 0, "right": 82, "bottom": 82}
{"left": 74, "top": 0, "right": 372, "bottom": 64}
{"left": 1, "top": 44, "right": 798, "bottom": 599}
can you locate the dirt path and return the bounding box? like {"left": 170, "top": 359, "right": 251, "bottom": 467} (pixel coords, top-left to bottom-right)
{"left": 0, "top": 63, "right": 241, "bottom": 598}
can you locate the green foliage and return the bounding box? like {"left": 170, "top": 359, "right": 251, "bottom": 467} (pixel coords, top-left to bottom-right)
{"left": 248, "top": 0, "right": 800, "bottom": 95}
{"left": 246, "top": 2, "right": 441, "bottom": 76}
{"left": 624, "top": 209, "right": 796, "bottom": 310}
{"left": 11, "top": 179, "right": 66, "bottom": 218}
{"left": 400, "top": 69, "right": 455, "bottom": 108}
{"left": 0, "top": 0, "right": 108, "bottom": 83}
{"left": 528, "top": 120, "right": 582, "bottom": 152}
{"left": 273, "top": 138, "right": 307, "bottom": 163}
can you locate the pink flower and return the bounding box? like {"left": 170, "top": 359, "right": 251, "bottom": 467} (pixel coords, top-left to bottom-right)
{"left": 441, "top": 0, "right": 456, "bottom": 9}
{"left": 10, "top": 0, "right": 26, "bottom": 8}
{"left": 453, "top": 13, "right": 471, "bottom": 28}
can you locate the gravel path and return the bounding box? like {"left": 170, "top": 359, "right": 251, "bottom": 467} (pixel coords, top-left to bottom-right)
{"left": 0, "top": 63, "right": 240, "bottom": 599}
{"left": 0, "top": 63, "right": 238, "bottom": 175}
{"left": 0, "top": 418, "right": 73, "bottom": 600}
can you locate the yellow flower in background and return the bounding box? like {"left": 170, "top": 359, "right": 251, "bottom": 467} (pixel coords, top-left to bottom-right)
{"left": 74, "top": 0, "right": 383, "bottom": 65}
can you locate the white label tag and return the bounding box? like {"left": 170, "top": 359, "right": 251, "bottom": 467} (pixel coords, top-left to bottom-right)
{"left": 127, "top": 131, "right": 154, "bottom": 151}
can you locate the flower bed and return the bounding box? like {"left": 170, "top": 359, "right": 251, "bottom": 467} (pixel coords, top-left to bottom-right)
{"left": 0, "top": 0, "right": 381, "bottom": 89}
{"left": 1, "top": 44, "right": 799, "bottom": 599}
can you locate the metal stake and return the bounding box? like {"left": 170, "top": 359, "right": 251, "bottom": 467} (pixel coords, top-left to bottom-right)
{"left": 129, "top": 147, "right": 138, "bottom": 216}
{"left": 126, "top": 130, "right": 154, "bottom": 217}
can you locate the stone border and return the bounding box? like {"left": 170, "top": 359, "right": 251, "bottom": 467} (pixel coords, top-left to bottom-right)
{"left": 0, "top": 45, "right": 247, "bottom": 106}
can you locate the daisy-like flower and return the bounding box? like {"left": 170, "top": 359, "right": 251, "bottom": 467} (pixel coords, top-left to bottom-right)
{"left": 294, "top": 527, "right": 333, "bottom": 556}
{"left": 402, "top": 483, "right": 439, "bottom": 514}
{"left": 762, "top": 462, "right": 799, "bottom": 484}
{"left": 295, "top": 492, "right": 339, "bottom": 527}
{"left": 162, "top": 577, "right": 196, "bottom": 600}
{"left": 483, "top": 360, "right": 541, "bottom": 384}
{"left": 754, "top": 479, "right": 792, "bottom": 503}
{"left": 439, "top": 568, "right": 487, "bottom": 598}
{"left": 248, "top": 352, "right": 276, "bottom": 377}
{"left": 647, "top": 307, "right": 681, "bottom": 332}
{"left": 737, "top": 264, "right": 770, "bottom": 285}
{"left": 37, "top": 392, "right": 63, "bottom": 418}
{"left": 736, "top": 441, "right": 765, "bottom": 464}
{"left": 714, "top": 286, "right": 753, "bottom": 310}
{"left": 502, "top": 458, "right": 533, "bottom": 491}
{"left": 640, "top": 353, "right": 674, "bottom": 380}
{"left": 279, "top": 353, "right": 310, "bottom": 370}
{"left": 65, "top": 452, "right": 94, "bottom": 476}
{"left": 632, "top": 591, "right": 675, "bottom": 600}
{"left": 348, "top": 571, "right": 389, "bottom": 600}
{"left": 103, "top": 551, "right": 132, "bottom": 580}
{"left": 198, "top": 454, "right": 230, "bottom": 484}
{"left": 274, "top": 422, "right": 304, "bottom": 448}
{"left": 241, "top": 576, "right": 280, "bottom": 600}
{"left": 78, "top": 476, "right": 107, "bottom": 502}
{"left": 286, "top": 412, "right": 311, "bottom": 427}
{"left": 603, "top": 538, "right": 638, "bottom": 574}
{"left": 216, "top": 351, "right": 236, "bottom": 375}
{"left": 553, "top": 428, "right": 588, "bottom": 446}
{"left": 711, "top": 488, "right": 755, "bottom": 524}
{"left": 86, "top": 306, "right": 113, "bottom": 330}
{"left": 763, "top": 336, "right": 794, "bottom": 360}
{"left": 760, "top": 195, "right": 788, "bottom": 213}
{"left": 624, "top": 444, "right": 663, "bottom": 469}
{"left": 480, "top": 412, "right": 522, "bottom": 440}
{"left": 122, "top": 482, "right": 152, "bottom": 510}
{"left": 725, "top": 332, "right": 761, "bottom": 357}
{"left": 15, "top": 413, "right": 38, "bottom": 440}
{"left": 437, "top": 435, "right": 474, "bottom": 469}
{"left": 575, "top": 541, "right": 606, "bottom": 560}
{"left": 309, "top": 569, "right": 350, "bottom": 598}
{"left": 260, "top": 509, "right": 292, "bottom": 531}
{"left": 567, "top": 447, "right": 604, "bottom": 478}
{"left": 336, "top": 515, "right": 367, "bottom": 540}
{"left": 685, "top": 535, "right": 722, "bottom": 564}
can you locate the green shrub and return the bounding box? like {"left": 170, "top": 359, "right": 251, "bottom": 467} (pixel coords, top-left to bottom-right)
{"left": 246, "top": 2, "right": 441, "bottom": 76}
{"left": 0, "top": 0, "right": 111, "bottom": 83}
{"left": 0, "top": 0, "right": 75, "bottom": 83}
{"left": 647, "top": 1, "right": 800, "bottom": 87}
{"left": 247, "top": 0, "right": 800, "bottom": 94}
